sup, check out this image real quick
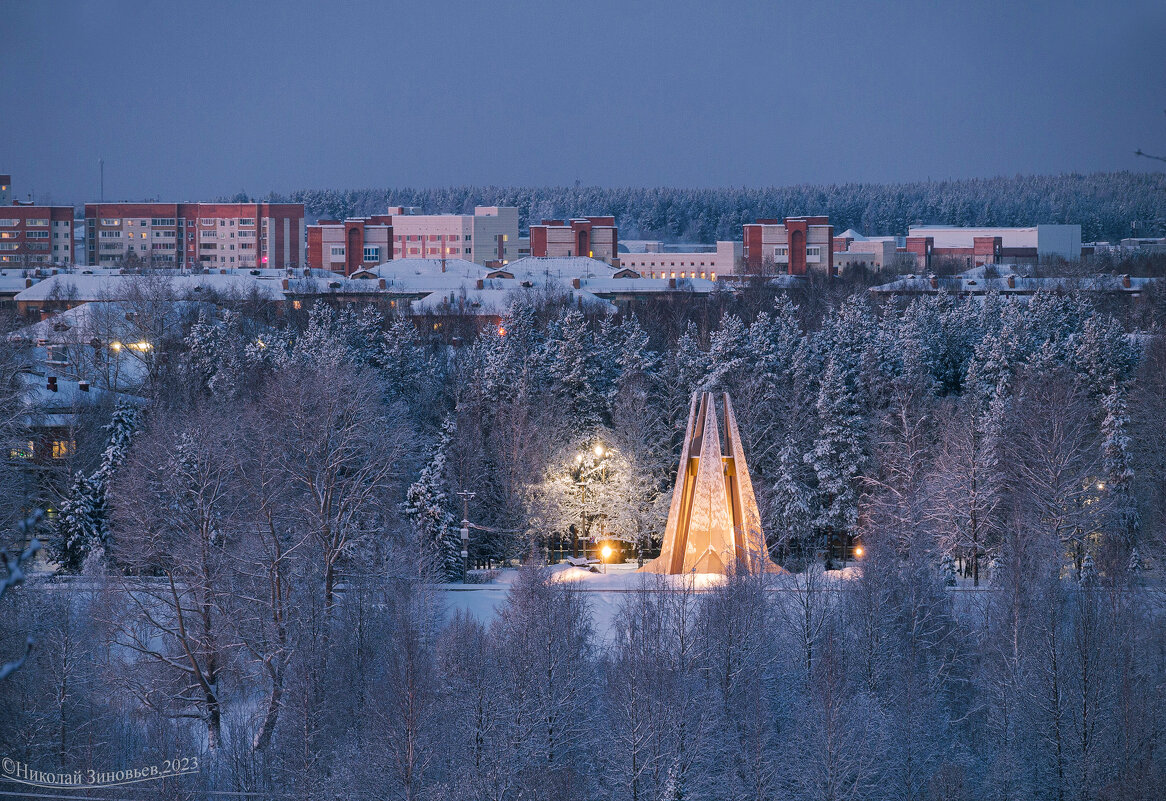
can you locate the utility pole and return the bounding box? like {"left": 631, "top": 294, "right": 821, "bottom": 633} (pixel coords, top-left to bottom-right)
{"left": 99, "top": 158, "right": 104, "bottom": 202}
{"left": 456, "top": 490, "right": 475, "bottom": 581}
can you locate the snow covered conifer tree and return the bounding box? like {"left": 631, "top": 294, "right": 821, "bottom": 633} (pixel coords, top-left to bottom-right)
{"left": 806, "top": 353, "right": 867, "bottom": 560}
{"left": 1100, "top": 385, "right": 1139, "bottom": 550}
{"left": 546, "top": 309, "right": 605, "bottom": 432}
{"left": 1079, "top": 552, "right": 1098, "bottom": 588}
{"left": 52, "top": 400, "right": 142, "bottom": 570}
{"left": 404, "top": 417, "right": 461, "bottom": 581}
{"left": 771, "top": 443, "right": 815, "bottom": 565}
{"left": 941, "top": 553, "right": 958, "bottom": 586}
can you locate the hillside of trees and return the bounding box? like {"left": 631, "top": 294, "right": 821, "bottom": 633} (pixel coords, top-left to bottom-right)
{"left": 266, "top": 171, "right": 1166, "bottom": 243}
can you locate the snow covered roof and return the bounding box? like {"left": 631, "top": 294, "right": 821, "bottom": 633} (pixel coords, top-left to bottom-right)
{"left": 9, "top": 300, "right": 213, "bottom": 345}
{"left": 410, "top": 285, "right": 614, "bottom": 316}
{"left": 870, "top": 274, "right": 1162, "bottom": 295}
{"left": 16, "top": 371, "right": 145, "bottom": 422}
{"left": 504, "top": 257, "right": 618, "bottom": 281}
{"left": 354, "top": 258, "right": 486, "bottom": 281}
{"left": 580, "top": 277, "right": 718, "bottom": 294}
{"left": 15, "top": 273, "right": 287, "bottom": 303}
{"left": 835, "top": 228, "right": 867, "bottom": 241}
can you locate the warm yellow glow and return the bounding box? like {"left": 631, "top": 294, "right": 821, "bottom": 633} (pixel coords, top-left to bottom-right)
{"left": 1096, "top": 481, "right": 1106, "bottom": 491}
{"left": 594, "top": 444, "right": 605, "bottom": 458}
{"left": 855, "top": 546, "right": 864, "bottom": 558}
{"left": 498, "top": 326, "right": 507, "bottom": 337}
{"left": 132, "top": 341, "right": 152, "bottom": 352}
{"left": 601, "top": 544, "right": 613, "bottom": 561}
{"left": 588, "top": 250, "right": 593, "bottom": 258}
{"left": 256, "top": 338, "right": 266, "bottom": 349}
{"left": 575, "top": 454, "right": 584, "bottom": 464}
{"left": 110, "top": 341, "right": 122, "bottom": 351}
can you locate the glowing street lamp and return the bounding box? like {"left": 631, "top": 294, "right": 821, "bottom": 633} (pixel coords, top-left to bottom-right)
{"left": 600, "top": 543, "right": 613, "bottom": 574}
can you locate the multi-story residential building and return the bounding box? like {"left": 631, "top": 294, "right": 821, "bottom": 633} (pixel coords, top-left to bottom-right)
{"left": 306, "top": 206, "right": 522, "bottom": 273}
{"left": 84, "top": 202, "right": 305, "bottom": 269}
{"left": 0, "top": 204, "right": 75, "bottom": 266}
{"left": 529, "top": 217, "right": 618, "bottom": 263}
{"left": 617, "top": 241, "right": 741, "bottom": 280}
{"left": 742, "top": 216, "right": 834, "bottom": 276}
{"left": 903, "top": 225, "right": 1082, "bottom": 270}
{"left": 0, "top": 175, "right": 10, "bottom": 205}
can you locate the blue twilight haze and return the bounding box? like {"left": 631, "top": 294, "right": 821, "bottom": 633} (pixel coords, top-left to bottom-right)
{"left": 1, "top": 0, "right": 1163, "bottom": 203}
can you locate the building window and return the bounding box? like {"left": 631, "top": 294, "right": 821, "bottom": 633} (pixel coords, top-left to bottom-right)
{"left": 330, "top": 246, "right": 345, "bottom": 257}
{"left": 363, "top": 246, "right": 380, "bottom": 262}
{"left": 26, "top": 218, "right": 49, "bottom": 227}
{"left": 100, "top": 218, "right": 121, "bottom": 226}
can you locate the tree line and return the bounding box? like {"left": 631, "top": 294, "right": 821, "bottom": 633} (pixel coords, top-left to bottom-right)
{"left": 263, "top": 171, "right": 1166, "bottom": 243}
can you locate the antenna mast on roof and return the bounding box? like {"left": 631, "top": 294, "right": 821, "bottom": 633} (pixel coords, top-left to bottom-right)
{"left": 99, "top": 159, "right": 104, "bottom": 202}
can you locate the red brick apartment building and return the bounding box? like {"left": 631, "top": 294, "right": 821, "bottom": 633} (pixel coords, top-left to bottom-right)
{"left": 742, "top": 216, "right": 835, "bottom": 276}
{"left": 0, "top": 204, "right": 75, "bottom": 266}
{"left": 84, "top": 203, "right": 305, "bottom": 269}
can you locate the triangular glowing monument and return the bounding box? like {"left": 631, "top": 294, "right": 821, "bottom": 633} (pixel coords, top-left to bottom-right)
{"left": 642, "top": 392, "right": 781, "bottom": 575}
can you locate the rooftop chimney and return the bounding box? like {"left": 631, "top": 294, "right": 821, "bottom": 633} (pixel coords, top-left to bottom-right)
{"left": 47, "top": 376, "right": 57, "bottom": 392}
{"left": 572, "top": 278, "right": 581, "bottom": 289}
{"left": 78, "top": 380, "right": 89, "bottom": 392}
{"left": 1122, "top": 274, "right": 1131, "bottom": 289}
{"left": 378, "top": 278, "right": 386, "bottom": 289}
{"left": 1007, "top": 275, "right": 1016, "bottom": 288}
{"left": 929, "top": 275, "right": 938, "bottom": 289}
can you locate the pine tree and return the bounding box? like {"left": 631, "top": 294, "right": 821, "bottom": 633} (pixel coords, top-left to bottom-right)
{"left": 54, "top": 473, "right": 103, "bottom": 571}
{"left": 1079, "top": 552, "right": 1098, "bottom": 588}
{"left": 940, "top": 553, "right": 958, "bottom": 587}
{"left": 545, "top": 309, "right": 604, "bottom": 432}
{"left": 1100, "top": 385, "right": 1139, "bottom": 548}
{"left": 771, "top": 444, "right": 815, "bottom": 564}
{"left": 52, "top": 400, "right": 143, "bottom": 570}
{"left": 404, "top": 417, "right": 461, "bottom": 581}
{"left": 702, "top": 314, "right": 749, "bottom": 395}
{"left": 806, "top": 354, "right": 868, "bottom": 557}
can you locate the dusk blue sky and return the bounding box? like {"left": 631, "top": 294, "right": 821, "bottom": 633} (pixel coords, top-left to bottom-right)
{"left": 2, "top": 0, "right": 1164, "bottom": 204}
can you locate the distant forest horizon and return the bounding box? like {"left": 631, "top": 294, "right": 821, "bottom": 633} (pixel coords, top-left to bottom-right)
{"left": 247, "top": 171, "right": 1166, "bottom": 244}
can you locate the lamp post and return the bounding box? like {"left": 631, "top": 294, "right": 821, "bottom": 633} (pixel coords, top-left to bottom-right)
{"left": 456, "top": 490, "right": 475, "bottom": 581}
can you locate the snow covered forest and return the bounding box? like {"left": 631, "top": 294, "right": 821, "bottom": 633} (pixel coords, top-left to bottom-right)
{"left": 2, "top": 282, "right": 1165, "bottom": 801}
{"left": 266, "top": 171, "right": 1166, "bottom": 243}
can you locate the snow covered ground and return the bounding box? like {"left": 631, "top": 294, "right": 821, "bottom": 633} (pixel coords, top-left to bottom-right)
{"left": 437, "top": 562, "right": 861, "bottom": 641}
